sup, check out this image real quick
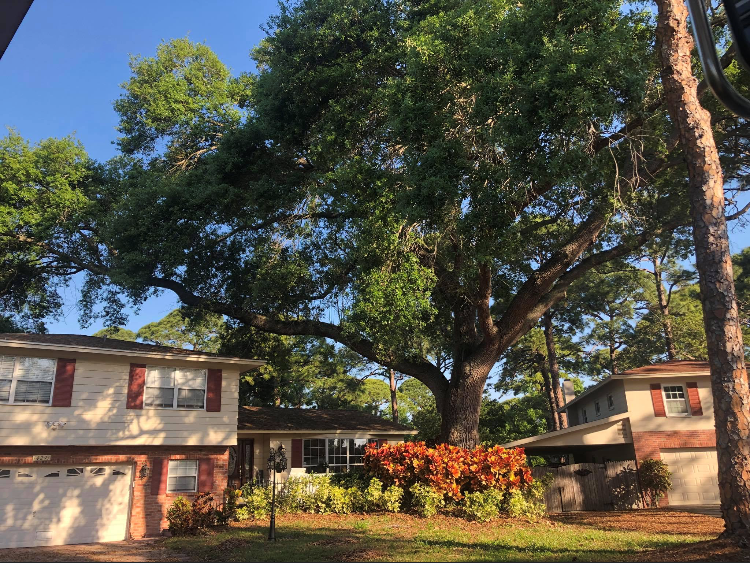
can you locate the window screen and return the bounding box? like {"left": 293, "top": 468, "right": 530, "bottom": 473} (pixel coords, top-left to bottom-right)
{"left": 167, "top": 460, "right": 198, "bottom": 492}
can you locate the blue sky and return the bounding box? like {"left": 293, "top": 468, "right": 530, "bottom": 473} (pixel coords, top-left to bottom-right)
{"left": 2, "top": 0, "right": 750, "bottom": 337}
{"left": 0, "top": 0, "right": 280, "bottom": 334}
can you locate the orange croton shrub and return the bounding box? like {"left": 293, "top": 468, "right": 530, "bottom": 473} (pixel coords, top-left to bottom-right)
{"left": 363, "top": 442, "right": 532, "bottom": 500}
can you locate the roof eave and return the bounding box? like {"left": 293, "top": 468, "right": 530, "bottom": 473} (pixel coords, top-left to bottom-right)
{"left": 238, "top": 428, "right": 419, "bottom": 434}
{"left": 0, "top": 338, "right": 265, "bottom": 370}
{"left": 502, "top": 413, "right": 630, "bottom": 448}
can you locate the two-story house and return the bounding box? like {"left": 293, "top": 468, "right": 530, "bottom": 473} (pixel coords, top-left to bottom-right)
{"left": 0, "top": 333, "right": 263, "bottom": 548}
{"left": 503, "top": 360, "right": 718, "bottom": 507}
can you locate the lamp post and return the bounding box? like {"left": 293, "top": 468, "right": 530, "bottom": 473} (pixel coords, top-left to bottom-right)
{"left": 267, "top": 444, "right": 287, "bottom": 541}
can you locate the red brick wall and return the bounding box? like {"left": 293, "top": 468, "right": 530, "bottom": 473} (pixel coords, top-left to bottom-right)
{"left": 631, "top": 430, "right": 717, "bottom": 506}
{"left": 0, "top": 446, "right": 229, "bottom": 538}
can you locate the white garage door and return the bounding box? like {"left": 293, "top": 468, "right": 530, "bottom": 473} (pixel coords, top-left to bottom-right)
{"left": 661, "top": 448, "right": 720, "bottom": 505}
{"left": 0, "top": 464, "right": 133, "bottom": 548}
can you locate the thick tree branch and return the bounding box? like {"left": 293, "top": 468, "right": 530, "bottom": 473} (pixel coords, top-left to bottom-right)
{"left": 145, "top": 275, "right": 450, "bottom": 401}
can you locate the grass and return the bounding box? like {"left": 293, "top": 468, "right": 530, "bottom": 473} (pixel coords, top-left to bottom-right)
{"left": 165, "top": 510, "right": 725, "bottom": 562}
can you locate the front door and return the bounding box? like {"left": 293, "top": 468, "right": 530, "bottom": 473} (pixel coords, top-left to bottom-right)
{"left": 238, "top": 439, "right": 255, "bottom": 486}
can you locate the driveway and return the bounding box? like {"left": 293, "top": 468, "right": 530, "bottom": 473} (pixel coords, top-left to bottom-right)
{"left": 668, "top": 505, "right": 722, "bottom": 517}
{"left": 0, "top": 539, "right": 187, "bottom": 562}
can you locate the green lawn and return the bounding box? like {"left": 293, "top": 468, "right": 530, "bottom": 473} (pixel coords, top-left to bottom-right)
{"left": 165, "top": 511, "right": 724, "bottom": 562}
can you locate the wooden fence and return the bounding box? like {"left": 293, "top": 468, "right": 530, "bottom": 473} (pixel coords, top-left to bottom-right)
{"left": 532, "top": 461, "right": 644, "bottom": 512}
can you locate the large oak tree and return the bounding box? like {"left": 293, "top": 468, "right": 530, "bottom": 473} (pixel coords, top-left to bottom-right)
{"left": 3, "top": 0, "right": 750, "bottom": 447}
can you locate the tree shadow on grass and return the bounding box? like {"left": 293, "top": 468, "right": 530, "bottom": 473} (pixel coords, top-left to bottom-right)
{"left": 169, "top": 522, "right": 697, "bottom": 563}
{"left": 548, "top": 510, "right": 723, "bottom": 535}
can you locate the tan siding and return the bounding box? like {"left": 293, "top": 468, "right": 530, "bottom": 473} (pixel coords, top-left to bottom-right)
{"left": 567, "top": 380, "right": 628, "bottom": 427}
{"left": 624, "top": 375, "right": 715, "bottom": 432}
{"left": 0, "top": 357, "right": 240, "bottom": 446}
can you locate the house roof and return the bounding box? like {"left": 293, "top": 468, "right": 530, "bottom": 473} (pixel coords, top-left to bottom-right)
{"left": 618, "top": 360, "right": 709, "bottom": 376}
{"left": 0, "top": 333, "right": 265, "bottom": 369}
{"left": 561, "top": 360, "right": 710, "bottom": 411}
{"left": 237, "top": 406, "right": 418, "bottom": 434}
{"left": 502, "top": 413, "right": 631, "bottom": 449}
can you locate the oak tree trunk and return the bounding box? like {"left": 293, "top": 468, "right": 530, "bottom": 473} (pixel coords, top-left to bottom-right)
{"left": 652, "top": 254, "right": 677, "bottom": 360}
{"left": 438, "top": 360, "right": 492, "bottom": 448}
{"left": 543, "top": 312, "right": 568, "bottom": 428}
{"left": 389, "top": 369, "right": 399, "bottom": 425}
{"left": 655, "top": 0, "right": 750, "bottom": 538}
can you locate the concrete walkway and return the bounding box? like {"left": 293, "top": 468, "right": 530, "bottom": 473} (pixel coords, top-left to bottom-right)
{"left": 0, "top": 539, "right": 187, "bottom": 562}
{"left": 669, "top": 505, "right": 722, "bottom": 517}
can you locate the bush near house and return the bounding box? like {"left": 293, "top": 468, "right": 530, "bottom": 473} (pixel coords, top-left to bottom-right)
{"left": 638, "top": 458, "right": 672, "bottom": 507}
{"left": 168, "top": 445, "right": 544, "bottom": 535}
{"left": 363, "top": 442, "right": 533, "bottom": 499}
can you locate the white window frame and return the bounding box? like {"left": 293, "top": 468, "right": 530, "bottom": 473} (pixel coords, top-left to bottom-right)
{"left": 661, "top": 383, "right": 690, "bottom": 417}
{"left": 594, "top": 401, "right": 601, "bottom": 417}
{"left": 0, "top": 356, "right": 57, "bottom": 406}
{"left": 582, "top": 409, "right": 588, "bottom": 423}
{"left": 144, "top": 366, "right": 207, "bottom": 411}
{"left": 607, "top": 394, "right": 615, "bottom": 411}
{"left": 167, "top": 459, "right": 199, "bottom": 493}
{"left": 302, "top": 438, "right": 379, "bottom": 473}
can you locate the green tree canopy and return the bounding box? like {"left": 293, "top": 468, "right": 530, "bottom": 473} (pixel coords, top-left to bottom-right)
{"left": 5, "top": 0, "right": 750, "bottom": 445}
{"left": 92, "top": 327, "right": 137, "bottom": 341}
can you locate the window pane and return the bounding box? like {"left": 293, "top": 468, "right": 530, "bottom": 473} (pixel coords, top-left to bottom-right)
{"left": 167, "top": 475, "right": 197, "bottom": 492}
{"left": 0, "top": 379, "right": 10, "bottom": 403}
{"left": 666, "top": 398, "right": 688, "bottom": 414}
{"left": 663, "top": 386, "right": 685, "bottom": 399}
{"left": 175, "top": 369, "right": 206, "bottom": 390}
{"left": 146, "top": 366, "right": 175, "bottom": 388}
{"left": 328, "top": 438, "right": 348, "bottom": 466}
{"left": 167, "top": 460, "right": 197, "bottom": 492}
{"left": 349, "top": 439, "right": 368, "bottom": 465}
{"left": 0, "top": 356, "right": 14, "bottom": 379}
{"left": 168, "top": 460, "right": 198, "bottom": 476}
{"left": 13, "top": 380, "right": 52, "bottom": 404}
{"left": 145, "top": 387, "right": 174, "bottom": 408}
{"left": 15, "top": 357, "right": 55, "bottom": 381}
{"left": 177, "top": 388, "right": 205, "bottom": 409}
{"left": 303, "top": 439, "right": 326, "bottom": 468}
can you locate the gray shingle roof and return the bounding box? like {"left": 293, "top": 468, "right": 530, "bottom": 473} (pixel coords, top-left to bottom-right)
{"left": 0, "top": 333, "right": 217, "bottom": 356}
{"left": 238, "top": 405, "right": 417, "bottom": 433}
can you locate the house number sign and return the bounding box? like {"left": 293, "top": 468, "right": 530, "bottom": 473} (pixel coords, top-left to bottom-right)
{"left": 32, "top": 455, "right": 51, "bottom": 462}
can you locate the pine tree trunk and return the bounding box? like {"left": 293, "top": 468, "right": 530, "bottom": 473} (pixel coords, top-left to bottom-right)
{"left": 540, "top": 361, "right": 560, "bottom": 432}
{"left": 438, "top": 360, "right": 491, "bottom": 448}
{"left": 543, "top": 312, "right": 568, "bottom": 428}
{"left": 655, "top": 0, "right": 750, "bottom": 538}
{"left": 389, "top": 369, "right": 399, "bottom": 424}
{"left": 652, "top": 254, "right": 677, "bottom": 360}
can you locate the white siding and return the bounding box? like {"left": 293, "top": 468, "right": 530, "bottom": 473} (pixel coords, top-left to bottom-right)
{"left": 0, "top": 358, "right": 240, "bottom": 446}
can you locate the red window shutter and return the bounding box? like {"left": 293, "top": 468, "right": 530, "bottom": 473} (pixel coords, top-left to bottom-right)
{"left": 686, "top": 382, "right": 704, "bottom": 416}
{"left": 291, "top": 439, "right": 303, "bottom": 468}
{"left": 51, "top": 359, "right": 76, "bottom": 407}
{"left": 198, "top": 458, "right": 215, "bottom": 492}
{"left": 127, "top": 364, "right": 146, "bottom": 410}
{"left": 151, "top": 458, "right": 168, "bottom": 495}
{"left": 206, "top": 369, "right": 222, "bottom": 412}
{"left": 650, "top": 384, "right": 667, "bottom": 417}
{"left": 378, "top": 439, "right": 389, "bottom": 447}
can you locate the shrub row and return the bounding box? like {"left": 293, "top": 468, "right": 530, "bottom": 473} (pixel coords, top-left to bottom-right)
{"left": 364, "top": 442, "right": 533, "bottom": 499}
{"left": 166, "top": 444, "right": 546, "bottom": 535}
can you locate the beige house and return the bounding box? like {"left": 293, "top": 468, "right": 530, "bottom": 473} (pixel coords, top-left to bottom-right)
{"left": 231, "top": 406, "right": 418, "bottom": 486}
{"left": 0, "top": 333, "right": 264, "bottom": 548}
{"left": 504, "top": 360, "right": 719, "bottom": 507}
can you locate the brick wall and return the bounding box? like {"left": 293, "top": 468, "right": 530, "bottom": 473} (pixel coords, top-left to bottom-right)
{"left": 631, "top": 430, "right": 716, "bottom": 507}
{"left": 631, "top": 430, "right": 716, "bottom": 461}
{"left": 0, "top": 445, "right": 229, "bottom": 538}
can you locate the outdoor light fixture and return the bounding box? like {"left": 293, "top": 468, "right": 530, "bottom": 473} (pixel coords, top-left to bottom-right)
{"left": 139, "top": 463, "right": 150, "bottom": 480}
{"left": 688, "top": 0, "right": 750, "bottom": 117}
{"left": 267, "top": 444, "right": 287, "bottom": 541}
{"left": 45, "top": 421, "right": 66, "bottom": 431}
